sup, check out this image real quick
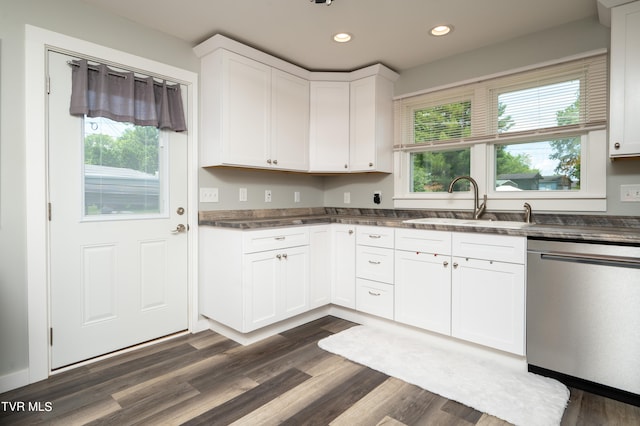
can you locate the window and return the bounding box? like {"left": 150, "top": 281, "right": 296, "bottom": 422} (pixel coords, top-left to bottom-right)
{"left": 394, "top": 52, "right": 607, "bottom": 211}
{"left": 83, "top": 116, "right": 168, "bottom": 218}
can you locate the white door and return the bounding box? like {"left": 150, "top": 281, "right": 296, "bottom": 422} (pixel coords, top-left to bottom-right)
{"left": 47, "top": 51, "right": 189, "bottom": 369}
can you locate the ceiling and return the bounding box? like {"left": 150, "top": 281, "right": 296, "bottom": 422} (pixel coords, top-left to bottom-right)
{"left": 82, "top": 0, "right": 600, "bottom": 73}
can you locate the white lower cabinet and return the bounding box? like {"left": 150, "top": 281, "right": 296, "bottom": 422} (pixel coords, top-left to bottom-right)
{"left": 356, "top": 278, "right": 394, "bottom": 320}
{"left": 309, "top": 225, "right": 332, "bottom": 309}
{"left": 332, "top": 224, "right": 357, "bottom": 308}
{"left": 200, "top": 224, "right": 525, "bottom": 355}
{"left": 394, "top": 250, "right": 452, "bottom": 335}
{"left": 200, "top": 226, "right": 310, "bottom": 333}
{"left": 451, "top": 256, "right": 525, "bottom": 355}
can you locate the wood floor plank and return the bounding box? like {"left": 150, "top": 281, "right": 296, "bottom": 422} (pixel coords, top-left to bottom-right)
{"left": 231, "top": 357, "right": 364, "bottom": 425}
{"left": 183, "top": 368, "right": 311, "bottom": 426}
{"left": 279, "top": 367, "right": 390, "bottom": 425}
{"left": 134, "top": 376, "right": 259, "bottom": 426}
{"left": 85, "top": 381, "right": 199, "bottom": 426}
{"left": 330, "top": 377, "right": 436, "bottom": 426}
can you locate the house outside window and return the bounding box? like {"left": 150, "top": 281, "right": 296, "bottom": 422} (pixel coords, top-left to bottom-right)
{"left": 394, "top": 52, "right": 608, "bottom": 212}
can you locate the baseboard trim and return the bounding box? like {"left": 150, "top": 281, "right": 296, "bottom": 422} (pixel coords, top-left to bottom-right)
{"left": 528, "top": 364, "right": 640, "bottom": 407}
{"left": 0, "top": 368, "right": 30, "bottom": 394}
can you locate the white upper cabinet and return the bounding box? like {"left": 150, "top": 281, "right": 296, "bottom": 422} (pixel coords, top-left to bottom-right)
{"left": 309, "top": 81, "right": 351, "bottom": 172}
{"left": 271, "top": 69, "right": 310, "bottom": 170}
{"left": 195, "top": 35, "right": 398, "bottom": 173}
{"left": 349, "top": 75, "right": 394, "bottom": 173}
{"left": 199, "top": 49, "right": 309, "bottom": 171}
{"left": 609, "top": 1, "right": 640, "bottom": 157}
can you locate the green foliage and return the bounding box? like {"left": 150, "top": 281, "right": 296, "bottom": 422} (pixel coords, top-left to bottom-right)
{"left": 495, "top": 145, "right": 539, "bottom": 176}
{"left": 414, "top": 101, "right": 471, "bottom": 143}
{"left": 84, "top": 126, "right": 160, "bottom": 174}
{"left": 550, "top": 99, "right": 581, "bottom": 183}
{"left": 412, "top": 149, "right": 470, "bottom": 192}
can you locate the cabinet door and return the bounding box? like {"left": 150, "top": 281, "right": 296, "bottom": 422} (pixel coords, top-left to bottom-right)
{"left": 350, "top": 75, "right": 394, "bottom": 172}
{"left": 332, "top": 225, "right": 356, "bottom": 308}
{"left": 309, "top": 81, "right": 350, "bottom": 172}
{"left": 610, "top": 1, "right": 640, "bottom": 157}
{"left": 309, "top": 226, "right": 332, "bottom": 309}
{"left": 222, "top": 51, "right": 271, "bottom": 167}
{"left": 244, "top": 250, "right": 280, "bottom": 331}
{"left": 395, "top": 250, "right": 451, "bottom": 335}
{"left": 451, "top": 257, "right": 525, "bottom": 355}
{"left": 271, "top": 69, "right": 310, "bottom": 170}
{"left": 281, "top": 245, "right": 309, "bottom": 318}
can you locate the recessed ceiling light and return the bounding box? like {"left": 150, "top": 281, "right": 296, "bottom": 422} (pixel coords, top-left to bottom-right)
{"left": 430, "top": 25, "right": 453, "bottom": 36}
{"left": 333, "top": 32, "right": 352, "bottom": 43}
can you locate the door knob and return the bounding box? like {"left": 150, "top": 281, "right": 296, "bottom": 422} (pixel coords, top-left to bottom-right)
{"left": 171, "top": 224, "right": 187, "bottom": 233}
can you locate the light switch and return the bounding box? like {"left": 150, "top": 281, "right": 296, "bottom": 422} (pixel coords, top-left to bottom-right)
{"left": 200, "top": 187, "right": 219, "bottom": 203}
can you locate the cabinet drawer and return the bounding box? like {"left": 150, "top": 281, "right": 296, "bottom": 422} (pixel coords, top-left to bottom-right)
{"left": 356, "top": 226, "right": 394, "bottom": 248}
{"left": 242, "top": 227, "right": 309, "bottom": 253}
{"left": 356, "top": 245, "right": 394, "bottom": 284}
{"left": 452, "top": 232, "right": 525, "bottom": 264}
{"left": 356, "top": 279, "right": 394, "bottom": 320}
{"left": 395, "top": 228, "right": 451, "bottom": 254}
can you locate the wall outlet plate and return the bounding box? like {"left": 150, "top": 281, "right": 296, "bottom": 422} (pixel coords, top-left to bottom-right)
{"left": 344, "top": 192, "right": 351, "bottom": 204}
{"left": 200, "top": 187, "right": 219, "bottom": 203}
{"left": 265, "top": 189, "right": 272, "bottom": 203}
{"left": 621, "top": 184, "right": 640, "bottom": 202}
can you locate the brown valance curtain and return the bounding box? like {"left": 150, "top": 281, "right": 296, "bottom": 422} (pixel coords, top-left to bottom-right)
{"left": 69, "top": 59, "right": 187, "bottom": 132}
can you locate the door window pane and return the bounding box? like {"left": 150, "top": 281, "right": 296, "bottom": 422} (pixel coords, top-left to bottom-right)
{"left": 495, "top": 138, "right": 581, "bottom": 191}
{"left": 83, "top": 117, "right": 165, "bottom": 216}
{"left": 411, "top": 148, "right": 471, "bottom": 192}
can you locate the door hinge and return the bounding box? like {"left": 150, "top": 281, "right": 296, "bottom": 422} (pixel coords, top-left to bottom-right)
{"left": 50, "top": 328, "right": 53, "bottom": 346}
{"left": 48, "top": 202, "right": 52, "bottom": 221}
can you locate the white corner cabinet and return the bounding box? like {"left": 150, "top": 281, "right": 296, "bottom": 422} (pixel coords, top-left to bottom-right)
{"left": 309, "top": 74, "right": 396, "bottom": 173}
{"left": 609, "top": 0, "right": 640, "bottom": 157}
{"left": 194, "top": 34, "right": 398, "bottom": 173}
{"left": 394, "top": 229, "right": 526, "bottom": 355}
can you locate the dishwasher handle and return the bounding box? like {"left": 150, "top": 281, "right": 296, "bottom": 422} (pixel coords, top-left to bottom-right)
{"left": 538, "top": 251, "right": 640, "bottom": 269}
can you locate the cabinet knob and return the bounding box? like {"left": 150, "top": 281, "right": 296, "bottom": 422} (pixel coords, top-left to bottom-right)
{"left": 614, "top": 142, "right": 621, "bottom": 149}
{"left": 348, "top": 229, "right": 354, "bottom": 235}
{"left": 453, "top": 262, "right": 459, "bottom": 269}
{"left": 443, "top": 261, "right": 449, "bottom": 268}
{"left": 369, "top": 162, "right": 373, "bottom": 167}
{"left": 282, "top": 253, "right": 288, "bottom": 259}
{"left": 273, "top": 159, "right": 278, "bottom": 165}
{"left": 344, "top": 164, "right": 348, "bottom": 169}
{"left": 276, "top": 254, "right": 282, "bottom": 260}
{"left": 267, "top": 159, "right": 272, "bottom": 164}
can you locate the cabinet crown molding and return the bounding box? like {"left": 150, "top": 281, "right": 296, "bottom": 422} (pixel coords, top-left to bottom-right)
{"left": 194, "top": 34, "right": 399, "bottom": 82}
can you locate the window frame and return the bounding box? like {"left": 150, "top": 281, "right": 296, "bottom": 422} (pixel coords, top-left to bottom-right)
{"left": 393, "top": 51, "right": 607, "bottom": 212}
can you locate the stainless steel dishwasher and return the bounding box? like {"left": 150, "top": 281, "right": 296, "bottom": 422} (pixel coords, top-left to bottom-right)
{"left": 527, "top": 239, "right": 640, "bottom": 406}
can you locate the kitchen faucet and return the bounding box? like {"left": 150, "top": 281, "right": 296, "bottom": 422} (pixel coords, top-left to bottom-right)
{"left": 447, "top": 176, "right": 487, "bottom": 220}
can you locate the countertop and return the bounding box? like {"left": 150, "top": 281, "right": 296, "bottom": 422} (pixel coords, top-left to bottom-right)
{"left": 199, "top": 207, "right": 640, "bottom": 245}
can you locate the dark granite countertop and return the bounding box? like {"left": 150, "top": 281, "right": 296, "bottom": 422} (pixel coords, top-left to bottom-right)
{"left": 199, "top": 208, "right": 640, "bottom": 245}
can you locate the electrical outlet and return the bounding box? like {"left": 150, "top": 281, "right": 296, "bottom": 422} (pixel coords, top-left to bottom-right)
{"left": 294, "top": 191, "right": 301, "bottom": 203}
{"left": 344, "top": 192, "right": 351, "bottom": 204}
{"left": 200, "top": 187, "right": 219, "bottom": 203}
{"left": 373, "top": 191, "right": 382, "bottom": 204}
{"left": 239, "top": 187, "right": 247, "bottom": 202}
{"left": 621, "top": 184, "right": 640, "bottom": 202}
{"left": 265, "top": 189, "right": 272, "bottom": 203}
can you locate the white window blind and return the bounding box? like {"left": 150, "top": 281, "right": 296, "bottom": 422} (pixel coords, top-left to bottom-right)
{"left": 395, "top": 53, "right": 607, "bottom": 150}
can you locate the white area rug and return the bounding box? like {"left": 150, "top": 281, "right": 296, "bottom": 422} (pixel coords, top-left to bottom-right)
{"left": 318, "top": 325, "right": 569, "bottom": 426}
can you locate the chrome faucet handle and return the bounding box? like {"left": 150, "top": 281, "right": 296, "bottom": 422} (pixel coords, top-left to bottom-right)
{"left": 523, "top": 202, "right": 532, "bottom": 223}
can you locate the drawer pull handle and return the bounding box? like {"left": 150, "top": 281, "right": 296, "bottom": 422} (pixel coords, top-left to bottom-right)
{"left": 274, "top": 236, "right": 286, "bottom": 241}
{"left": 368, "top": 260, "right": 381, "bottom": 265}
{"left": 368, "top": 291, "right": 381, "bottom": 296}
{"left": 369, "top": 234, "right": 382, "bottom": 239}
{"left": 443, "top": 261, "right": 449, "bottom": 267}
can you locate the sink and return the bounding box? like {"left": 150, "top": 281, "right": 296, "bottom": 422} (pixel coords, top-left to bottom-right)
{"left": 403, "top": 217, "right": 533, "bottom": 229}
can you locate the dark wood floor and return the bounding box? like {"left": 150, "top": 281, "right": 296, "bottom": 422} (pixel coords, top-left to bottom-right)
{"left": 1, "top": 316, "right": 639, "bottom": 425}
